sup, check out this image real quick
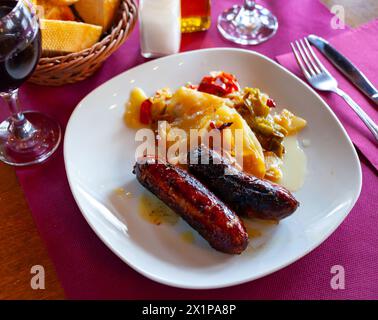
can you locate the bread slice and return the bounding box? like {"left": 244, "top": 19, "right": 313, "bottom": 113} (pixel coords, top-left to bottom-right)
{"left": 74, "top": 0, "right": 121, "bottom": 32}
{"left": 41, "top": 19, "right": 103, "bottom": 55}
{"left": 35, "top": 0, "right": 76, "bottom": 21}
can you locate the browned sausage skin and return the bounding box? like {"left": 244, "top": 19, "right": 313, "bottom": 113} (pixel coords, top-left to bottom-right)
{"left": 188, "top": 146, "right": 300, "bottom": 221}
{"left": 133, "top": 157, "right": 249, "bottom": 254}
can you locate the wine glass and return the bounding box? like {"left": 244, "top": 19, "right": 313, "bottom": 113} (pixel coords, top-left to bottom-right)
{"left": 218, "top": 0, "right": 278, "bottom": 45}
{"left": 0, "top": 0, "right": 61, "bottom": 166}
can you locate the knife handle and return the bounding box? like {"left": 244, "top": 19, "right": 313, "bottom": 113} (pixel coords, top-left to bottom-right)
{"left": 372, "top": 93, "right": 378, "bottom": 105}
{"left": 335, "top": 88, "right": 378, "bottom": 142}
{"left": 308, "top": 35, "right": 378, "bottom": 105}
{"left": 324, "top": 43, "right": 378, "bottom": 103}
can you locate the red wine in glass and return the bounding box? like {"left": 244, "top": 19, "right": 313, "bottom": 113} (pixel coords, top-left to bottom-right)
{"left": 0, "top": 0, "right": 61, "bottom": 166}
{"left": 0, "top": 2, "right": 41, "bottom": 92}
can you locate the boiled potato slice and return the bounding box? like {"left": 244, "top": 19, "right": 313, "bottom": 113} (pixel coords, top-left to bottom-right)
{"left": 167, "top": 87, "right": 225, "bottom": 118}
{"left": 166, "top": 88, "right": 265, "bottom": 177}
{"left": 264, "top": 151, "right": 283, "bottom": 182}
{"left": 274, "top": 109, "right": 307, "bottom": 135}
{"left": 166, "top": 87, "right": 227, "bottom": 133}
{"left": 124, "top": 88, "right": 148, "bottom": 129}
{"left": 126, "top": 86, "right": 266, "bottom": 177}
{"left": 215, "top": 105, "right": 266, "bottom": 178}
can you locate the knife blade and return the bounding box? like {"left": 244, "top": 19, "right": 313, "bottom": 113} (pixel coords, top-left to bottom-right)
{"left": 308, "top": 34, "right": 378, "bottom": 105}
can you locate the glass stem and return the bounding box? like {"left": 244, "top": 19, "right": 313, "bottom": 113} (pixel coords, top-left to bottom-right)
{"left": 244, "top": 0, "right": 256, "bottom": 10}
{"left": 2, "top": 89, "right": 35, "bottom": 140}
{"left": 4, "top": 89, "right": 24, "bottom": 122}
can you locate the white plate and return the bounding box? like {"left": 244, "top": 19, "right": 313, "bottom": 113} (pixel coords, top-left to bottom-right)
{"left": 64, "top": 48, "right": 362, "bottom": 289}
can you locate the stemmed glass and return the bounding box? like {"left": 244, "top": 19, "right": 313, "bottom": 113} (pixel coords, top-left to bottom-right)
{"left": 218, "top": 0, "right": 278, "bottom": 45}
{"left": 0, "top": 0, "right": 61, "bottom": 166}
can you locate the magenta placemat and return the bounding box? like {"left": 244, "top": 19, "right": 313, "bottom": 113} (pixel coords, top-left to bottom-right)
{"left": 277, "top": 19, "right": 378, "bottom": 170}
{"left": 1, "top": 0, "right": 377, "bottom": 299}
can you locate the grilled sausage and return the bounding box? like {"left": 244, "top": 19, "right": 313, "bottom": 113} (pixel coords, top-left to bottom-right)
{"left": 188, "top": 146, "right": 299, "bottom": 221}
{"left": 133, "top": 157, "right": 248, "bottom": 254}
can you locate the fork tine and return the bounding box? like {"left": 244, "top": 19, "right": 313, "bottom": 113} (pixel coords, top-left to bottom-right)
{"left": 290, "top": 42, "right": 311, "bottom": 79}
{"left": 304, "top": 37, "right": 327, "bottom": 72}
{"left": 294, "top": 40, "right": 316, "bottom": 76}
{"left": 299, "top": 39, "right": 321, "bottom": 74}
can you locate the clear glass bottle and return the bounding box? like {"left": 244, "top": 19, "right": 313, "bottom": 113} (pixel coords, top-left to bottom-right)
{"left": 140, "top": 0, "right": 181, "bottom": 58}
{"left": 181, "top": 0, "right": 211, "bottom": 33}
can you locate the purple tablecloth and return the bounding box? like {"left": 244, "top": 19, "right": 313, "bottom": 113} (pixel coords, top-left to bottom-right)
{"left": 1, "top": 0, "right": 377, "bottom": 299}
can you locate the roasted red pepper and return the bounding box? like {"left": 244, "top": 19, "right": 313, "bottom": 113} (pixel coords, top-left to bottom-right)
{"left": 198, "top": 72, "right": 240, "bottom": 97}
{"left": 139, "top": 99, "right": 152, "bottom": 124}
{"left": 266, "top": 98, "right": 277, "bottom": 108}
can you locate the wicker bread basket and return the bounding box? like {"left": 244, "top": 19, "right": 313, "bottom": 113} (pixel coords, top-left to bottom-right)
{"left": 29, "top": 0, "right": 138, "bottom": 86}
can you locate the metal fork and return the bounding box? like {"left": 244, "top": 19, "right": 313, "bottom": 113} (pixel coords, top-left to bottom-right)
{"left": 291, "top": 38, "right": 378, "bottom": 142}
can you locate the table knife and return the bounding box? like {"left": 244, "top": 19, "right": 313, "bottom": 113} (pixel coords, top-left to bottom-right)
{"left": 308, "top": 34, "right": 378, "bottom": 105}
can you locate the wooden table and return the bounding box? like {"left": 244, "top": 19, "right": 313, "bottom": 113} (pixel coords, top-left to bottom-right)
{"left": 0, "top": 0, "right": 376, "bottom": 300}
